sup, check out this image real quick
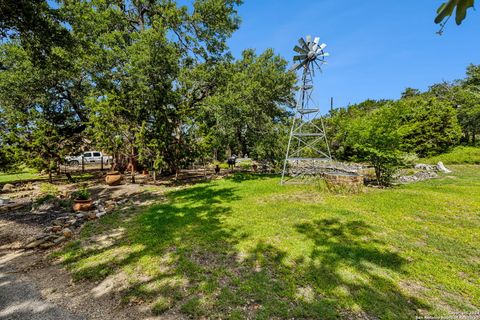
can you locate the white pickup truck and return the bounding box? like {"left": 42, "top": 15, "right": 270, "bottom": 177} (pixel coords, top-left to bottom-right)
{"left": 65, "top": 151, "right": 112, "bottom": 166}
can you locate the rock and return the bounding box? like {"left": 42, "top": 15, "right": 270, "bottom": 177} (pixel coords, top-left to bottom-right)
{"left": 398, "top": 171, "right": 438, "bottom": 184}
{"left": 25, "top": 238, "right": 46, "bottom": 249}
{"left": 2, "top": 183, "right": 14, "bottom": 192}
{"left": 52, "top": 219, "right": 64, "bottom": 226}
{"left": 66, "top": 219, "right": 77, "bottom": 226}
{"left": 37, "top": 202, "right": 55, "bottom": 212}
{"left": 40, "top": 242, "right": 56, "bottom": 249}
{"left": 96, "top": 211, "right": 106, "bottom": 218}
{"left": 62, "top": 228, "right": 73, "bottom": 238}
{"left": 414, "top": 163, "right": 435, "bottom": 171}
{"left": 436, "top": 161, "right": 452, "bottom": 173}
{"left": 46, "top": 234, "right": 59, "bottom": 240}
{"left": 105, "top": 201, "right": 116, "bottom": 212}
{"left": 75, "top": 213, "right": 84, "bottom": 219}
{"left": 53, "top": 236, "right": 66, "bottom": 244}
{"left": 52, "top": 225, "right": 62, "bottom": 232}
{"left": 44, "top": 226, "right": 53, "bottom": 233}
{"left": 35, "top": 233, "right": 49, "bottom": 240}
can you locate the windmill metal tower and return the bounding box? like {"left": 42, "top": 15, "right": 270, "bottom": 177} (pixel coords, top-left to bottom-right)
{"left": 281, "top": 35, "right": 332, "bottom": 184}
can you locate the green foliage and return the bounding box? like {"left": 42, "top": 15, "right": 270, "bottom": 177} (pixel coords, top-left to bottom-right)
{"left": 196, "top": 49, "right": 295, "bottom": 165}
{"left": 0, "top": 0, "right": 73, "bottom": 61}
{"left": 326, "top": 64, "right": 479, "bottom": 181}
{"left": 396, "top": 98, "right": 462, "bottom": 157}
{"left": 344, "top": 103, "right": 405, "bottom": 185}
{"left": 35, "top": 194, "right": 56, "bottom": 205}
{"left": 435, "top": 0, "right": 475, "bottom": 25}
{"left": 71, "top": 186, "right": 91, "bottom": 200}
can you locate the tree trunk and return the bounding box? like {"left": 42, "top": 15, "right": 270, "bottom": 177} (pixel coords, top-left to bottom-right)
{"left": 472, "top": 129, "right": 476, "bottom": 145}
{"left": 48, "top": 157, "right": 53, "bottom": 183}
{"left": 374, "top": 166, "right": 381, "bottom": 185}
{"left": 130, "top": 147, "right": 136, "bottom": 184}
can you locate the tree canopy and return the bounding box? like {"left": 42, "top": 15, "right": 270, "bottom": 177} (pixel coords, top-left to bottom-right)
{"left": 0, "top": 1, "right": 478, "bottom": 186}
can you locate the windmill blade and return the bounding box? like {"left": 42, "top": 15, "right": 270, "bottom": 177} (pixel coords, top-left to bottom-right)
{"left": 290, "top": 62, "right": 301, "bottom": 71}
{"left": 319, "top": 52, "right": 330, "bottom": 57}
{"left": 312, "top": 44, "right": 318, "bottom": 52}
{"left": 294, "top": 45, "right": 308, "bottom": 54}
{"left": 314, "top": 37, "right": 320, "bottom": 44}
{"left": 293, "top": 54, "right": 307, "bottom": 61}
{"left": 298, "top": 37, "right": 309, "bottom": 51}
{"left": 314, "top": 60, "right": 323, "bottom": 73}
{"left": 293, "top": 58, "right": 309, "bottom": 70}
{"left": 291, "top": 59, "right": 308, "bottom": 71}
{"left": 306, "top": 35, "right": 312, "bottom": 44}
{"left": 319, "top": 43, "right": 327, "bottom": 50}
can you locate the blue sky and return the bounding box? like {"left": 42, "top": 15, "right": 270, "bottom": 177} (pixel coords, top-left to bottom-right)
{"left": 227, "top": 1, "right": 480, "bottom": 110}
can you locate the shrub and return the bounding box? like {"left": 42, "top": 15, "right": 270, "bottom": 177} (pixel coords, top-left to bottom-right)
{"left": 71, "top": 186, "right": 91, "bottom": 200}
{"left": 346, "top": 104, "right": 405, "bottom": 186}
{"left": 35, "top": 194, "right": 55, "bottom": 205}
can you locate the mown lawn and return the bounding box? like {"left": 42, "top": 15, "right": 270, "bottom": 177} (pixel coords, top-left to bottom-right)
{"left": 422, "top": 146, "right": 480, "bottom": 165}
{"left": 0, "top": 168, "right": 40, "bottom": 184}
{"left": 55, "top": 166, "right": 480, "bottom": 319}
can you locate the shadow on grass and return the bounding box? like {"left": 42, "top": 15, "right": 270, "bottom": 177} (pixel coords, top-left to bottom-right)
{"left": 225, "top": 172, "right": 278, "bottom": 183}
{"left": 294, "top": 218, "right": 427, "bottom": 318}
{"left": 55, "top": 181, "right": 428, "bottom": 319}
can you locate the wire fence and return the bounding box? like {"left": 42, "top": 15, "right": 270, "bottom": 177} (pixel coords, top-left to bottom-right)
{"left": 59, "top": 156, "right": 111, "bottom": 173}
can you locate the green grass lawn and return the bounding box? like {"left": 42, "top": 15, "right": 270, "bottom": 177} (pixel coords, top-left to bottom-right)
{"left": 55, "top": 166, "right": 480, "bottom": 319}
{"left": 0, "top": 168, "right": 40, "bottom": 183}
{"left": 423, "top": 146, "right": 480, "bottom": 165}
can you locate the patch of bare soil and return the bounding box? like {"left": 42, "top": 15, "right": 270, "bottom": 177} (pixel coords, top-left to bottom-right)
{"left": 0, "top": 249, "right": 172, "bottom": 320}
{"left": 0, "top": 180, "right": 173, "bottom": 319}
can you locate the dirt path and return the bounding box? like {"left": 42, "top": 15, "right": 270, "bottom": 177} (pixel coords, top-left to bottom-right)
{"left": 0, "top": 184, "right": 152, "bottom": 319}
{"left": 0, "top": 251, "right": 86, "bottom": 320}
{"left": 0, "top": 248, "right": 167, "bottom": 320}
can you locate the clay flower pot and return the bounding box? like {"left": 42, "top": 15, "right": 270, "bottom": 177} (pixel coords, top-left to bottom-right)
{"left": 73, "top": 199, "right": 93, "bottom": 212}
{"left": 105, "top": 171, "right": 122, "bottom": 186}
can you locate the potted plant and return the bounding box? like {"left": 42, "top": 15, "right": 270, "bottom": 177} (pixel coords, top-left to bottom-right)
{"left": 72, "top": 186, "right": 93, "bottom": 211}
{"left": 105, "top": 171, "right": 123, "bottom": 186}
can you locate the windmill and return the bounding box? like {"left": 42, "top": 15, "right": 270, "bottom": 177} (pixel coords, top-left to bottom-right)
{"left": 281, "top": 35, "right": 332, "bottom": 184}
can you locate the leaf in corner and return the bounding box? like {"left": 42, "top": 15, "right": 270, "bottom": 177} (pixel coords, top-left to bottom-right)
{"left": 434, "top": 0, "right": 458, "bottom": 24}
{"left": 455, "top": 0, "right": 475, "bottom": 25}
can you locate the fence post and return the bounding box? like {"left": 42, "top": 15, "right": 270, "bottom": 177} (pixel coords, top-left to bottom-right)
{"left": 82, "top": 156, "right": 85, "bottom": 173}
{"left": 101, "top": 156, "right": 104, "bottom": 171}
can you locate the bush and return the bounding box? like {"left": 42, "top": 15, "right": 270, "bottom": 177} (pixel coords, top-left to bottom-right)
{"left": 346, "top": 104, "right": 405, "bottom": 186}
{"left": 396, "top": 98, "right": 462, "bottom": 157}
{"left": 35, "top": 194, "right": 56, "bottom": 205}
{"left": 71, "top": 186, "right": 91, "bottom": 200}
